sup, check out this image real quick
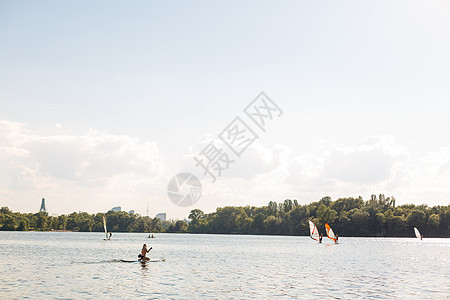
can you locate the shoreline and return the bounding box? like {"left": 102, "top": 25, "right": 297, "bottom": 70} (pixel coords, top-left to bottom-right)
{"left": 1, "top": 230, "right": 448, "bottom": 238}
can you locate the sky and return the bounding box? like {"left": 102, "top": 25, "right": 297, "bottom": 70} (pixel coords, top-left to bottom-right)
{"left": 1, "top": 0, "right": 450, "bottom": 219}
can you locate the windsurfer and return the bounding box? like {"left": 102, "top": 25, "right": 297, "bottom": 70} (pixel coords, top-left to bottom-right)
{"left": 335, "top": 234, "right": 338, "bottom": 243}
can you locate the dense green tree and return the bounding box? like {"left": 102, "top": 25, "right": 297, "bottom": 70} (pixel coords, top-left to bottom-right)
{"left": 251, "top": 213, "right": 266, "bottom": 234}
{"left": 34, "top": 212, "right": 49, "bottom": 230}
{"left": 1, "top": 195, "right": 448, "bottom": 237}
{"left": 2, "top": 215, "right": 17, "bottom": 231}
{"left": 350, "top": 209, "right": 370, "bottom": 236}
{"left": 268, "top": 201, "right": 278, "bottom": 216}
{"left": 167, "top": 220, "right": 188, "bottom": 233}
{"left": 316, "top": 204, "right": 337, "bottom": 229}
{"left": 406, "top": 209, "right": 426, "bottom": 230}
{"left": 264, "top": 215, "right": 283, "bottom": 234}
{"left": 283, "top": 199, "right": 294, "bottom": 213}
{"left": 188, "top": 209, "right": 204, "bottom": 222}
{"left": 288, "top": 205, "right": 309, "bottom": 235}
{"left": 331, "top": 197, "right": 364, "bottom": 214}
{"left": 428, "top": 214, "right": 440, "bottom": 232}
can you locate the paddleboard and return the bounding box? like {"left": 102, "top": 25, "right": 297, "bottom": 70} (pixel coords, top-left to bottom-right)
{"left": 120, "top": 258, "right": 166, "bottom": 263}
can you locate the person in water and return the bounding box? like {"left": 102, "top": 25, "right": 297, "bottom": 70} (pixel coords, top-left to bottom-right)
{"left": 335, "top": 234, "right": 338, "bottom": 243}
{"left": 139, "top": 244, "right": 152, "bottom": 261}
{"left": 109, "top": 232, "right": 112, "bottom": 240}
{"left": 319, "top": 234, "right": 323, "bottom": 243}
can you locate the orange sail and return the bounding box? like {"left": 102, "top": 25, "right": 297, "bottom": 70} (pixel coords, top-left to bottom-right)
{"left": 325, "top": 223, "right": 337, "bottom": 242}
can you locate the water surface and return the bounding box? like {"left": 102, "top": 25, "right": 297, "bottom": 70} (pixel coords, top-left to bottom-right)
{"left": 0, "top": 232, "right": 448, "bottom": 299}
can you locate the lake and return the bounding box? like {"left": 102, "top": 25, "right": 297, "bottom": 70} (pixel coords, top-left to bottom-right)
{"left": 0, "top": 232, "right": 448, "bottom": 299}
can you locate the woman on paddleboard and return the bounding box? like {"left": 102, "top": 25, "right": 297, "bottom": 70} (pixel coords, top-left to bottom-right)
{"left": 139, "top": 244, "right": 152, "bottom": 261}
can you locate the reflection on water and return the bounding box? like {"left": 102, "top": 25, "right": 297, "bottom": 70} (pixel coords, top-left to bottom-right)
{"left": 0, "top": 232, "right": 449, "bottom": 299}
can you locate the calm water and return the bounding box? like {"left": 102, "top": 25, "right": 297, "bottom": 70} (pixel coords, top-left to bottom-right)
{"left": 0, "top": 232, "right": 448, "bottom": 299}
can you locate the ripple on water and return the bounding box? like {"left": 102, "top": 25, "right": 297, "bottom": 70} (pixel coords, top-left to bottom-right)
{"left": 0, "top": 233, "right": 449, "bottom": 299}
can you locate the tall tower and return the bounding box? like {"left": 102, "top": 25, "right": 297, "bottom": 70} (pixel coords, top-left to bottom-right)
{"left": 39, "top": 198, "right": 47, "bottom": 212}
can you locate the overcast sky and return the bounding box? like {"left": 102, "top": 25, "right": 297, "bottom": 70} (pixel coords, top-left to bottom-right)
{"left": 1, "top": 0, "right": 449, "bottom": 219}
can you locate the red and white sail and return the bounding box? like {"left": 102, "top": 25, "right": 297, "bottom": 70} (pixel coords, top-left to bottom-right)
{"left": 325, "top": 223, "right": 337, "bottom": 242}
{"left": 309, "top": 220, "right": 320, "bottom": 241}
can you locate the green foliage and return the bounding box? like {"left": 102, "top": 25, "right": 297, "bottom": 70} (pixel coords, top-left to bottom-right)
{"left": 166, "top": 220, "right": 188, "bottom": 233}
{"left": 183, "top": 196, "right": 449, "bottom": 237}
{"left": 0, "top": 209, "right": 164, "bottom": 233}
{"left": 1, "top": 196, "right": 449, "bottom": 237}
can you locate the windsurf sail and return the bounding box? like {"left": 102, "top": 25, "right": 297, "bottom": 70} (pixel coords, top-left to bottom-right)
{"left": 325, "top": 223, "right": 337, "bottom": 242}
{"left": 103, "top": 215, "right": 108, "bottom": 240}
{"left": 414, "top": 227, "right": 422, "bottom": 240}
{"left": 309, "top": 220, "right": 320, "bottom": 241}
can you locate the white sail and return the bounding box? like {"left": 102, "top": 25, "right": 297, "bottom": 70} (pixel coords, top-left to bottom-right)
{"left": 325, "top": 223, "right": 337, "bottom": 242}
{"left": 414, "top": 227, "right": 422, "bottom": 240}
{"left": 103, "top": 215, "right": 108, "bottom": 240}
{"left": 309, "top": 220, "right": 320, "bottom": 241}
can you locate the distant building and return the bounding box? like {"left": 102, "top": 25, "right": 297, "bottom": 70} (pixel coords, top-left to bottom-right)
{"left": 110, "top": 206, "right": 121, "bottom": 212}
{"left": 155, "top": 213, "right": 166, "bottom": 221}
{"left": 39, "top": 198, "right": 47, "bottom": 213}
{"left": 128, "top": 210, "right": 135, "bottom": 214}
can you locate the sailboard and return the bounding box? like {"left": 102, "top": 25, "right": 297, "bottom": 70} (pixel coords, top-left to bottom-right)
{"left": 325, "top": 223, "right": 337, "bottom": 242}
{"left": 103, "top": 215, "right": 109, "bottom": 240}
{"left": 414, "top": 227, "right": 422, "bottom": 240}
{"left": 309, "top": 220, "right": 320, "bottom": 241}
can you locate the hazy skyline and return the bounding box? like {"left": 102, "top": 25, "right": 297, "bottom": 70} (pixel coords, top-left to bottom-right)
{"left": 1, "top": 1, "right": 449, "bottom": 218}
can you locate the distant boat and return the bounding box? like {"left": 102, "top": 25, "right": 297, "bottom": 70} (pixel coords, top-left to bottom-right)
{"left": 309, "top": 220, "right": 320, "bottom": 242}
{"left": 414, "top": 227, "right": 422, "bottom": 240}
{"left": 325, "top": 223, "right": 337, "bottom": 243}
{"left": 103, "top": 216, "right": 109, "bottom": 240}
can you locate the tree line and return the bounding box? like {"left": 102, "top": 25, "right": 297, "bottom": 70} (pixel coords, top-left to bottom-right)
{"left": 0, "top": 208, "right": 165, "bottom": 233}
{"left": 1, "top": 194, "right": 449, "bottom": 237}
{"left": 186, "top": 195, "right": 449, "bottom": 237}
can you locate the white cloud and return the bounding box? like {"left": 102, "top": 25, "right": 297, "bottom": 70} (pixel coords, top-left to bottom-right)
{"left": 283, "top": 136, "right": 414, "bottom": 203}
{"left": 323, "top": 135, "right": 409, "bottom": 184}
{"left": 287, "top": 153, "right": 325, "bottom": 185}
{"left": 25, "top": 129, "right": 162, "bottom": 186}
{"left": 402, "top": 147, "right": 450, "bottom": 203}
{"left": 0, "top": 119, "right": 29, "bottom": 146}
{"left": 2, "top": 117, "right": 448, "bottom": 215}
{"left": 182, "top": 135, "right": 287, "bottom": 181}
{"left": 0, "top": 119, "right": 164, "bottom": 213}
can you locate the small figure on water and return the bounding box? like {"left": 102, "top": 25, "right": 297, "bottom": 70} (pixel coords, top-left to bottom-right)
{"left": 335, "top": 234, "right": 338, "bottom": 244}
{"left": 319, "top": 234, "right": 323, "bottom": 243}
{"left": 138, "top": 244, "right": 152, "bottom": 261}
{"left": 109, "top": 232, "right": 112, "bottom": 240}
